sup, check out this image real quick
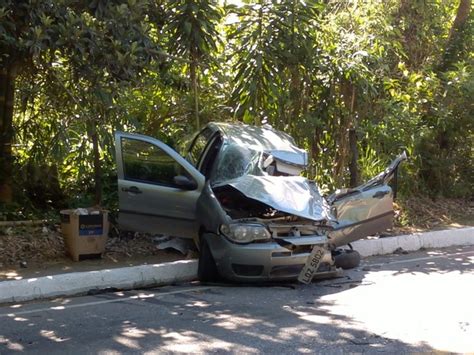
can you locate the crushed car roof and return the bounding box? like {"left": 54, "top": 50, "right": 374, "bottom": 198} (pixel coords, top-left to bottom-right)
{"left": 207, "top": 122, "right": 308, "bottom": 166}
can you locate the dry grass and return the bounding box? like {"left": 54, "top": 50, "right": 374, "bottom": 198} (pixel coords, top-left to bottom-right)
{"left": 0, "top": 227, "right": 65, "bottom": 266}
{"left": 0, "top": 226, "right": 168, "bottom": 267}
{"left": 393, "top": 197, "right": 473, "bottom": 235}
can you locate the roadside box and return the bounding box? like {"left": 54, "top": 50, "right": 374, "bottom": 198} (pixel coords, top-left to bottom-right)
{"left": 60, "top": 208, "right": 109, "bottom": 261}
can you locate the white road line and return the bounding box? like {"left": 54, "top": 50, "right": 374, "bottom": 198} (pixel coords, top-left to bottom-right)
{"left": 0, "top": 286, "right": 217, "bottom": 318}
{"left": 365, "top": 250, "right": 474, "bottom": 267}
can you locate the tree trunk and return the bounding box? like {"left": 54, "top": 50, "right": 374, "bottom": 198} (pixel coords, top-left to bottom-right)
{"left": 190, "top": 57, "right": 200, "bottom": 130}
{"left": 348, "top": 127, "right": 358, "bottom": 187}
{"left": 90, "top": 119, "right": 102, "bottom": 206}
{"left": 334, "top": 80, "right": 358, "bottom": 187}
{"left": 348, "top": 85, "right": 359, "bottom": 187}
{"left": 333, "top": 112, "right": 350, "bottom": 187}
{"left": 397, "top": 0, "right": 427, "bottom": 68}
{"left": 310, "top": 129, "right": 321, "bottom": 179}
{"left": 0, "top": 63, "right": 18, "bottom": 204}
{"left": 439, "top": 0, "right": 472, "bottom": 71}
{"left": 447, "top": 0, "right": 471, "bottom": 46}
{"left": 289, "top": 66, "right": 302, "bottom": 134}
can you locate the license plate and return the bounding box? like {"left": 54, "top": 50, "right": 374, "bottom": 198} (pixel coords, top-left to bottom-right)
{"left": 298, "top": 245, "right": 326, "bottom": 284}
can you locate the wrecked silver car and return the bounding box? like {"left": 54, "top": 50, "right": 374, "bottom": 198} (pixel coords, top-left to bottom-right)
{"left": 115, "top": 123, "right": 406, "bottom": 283}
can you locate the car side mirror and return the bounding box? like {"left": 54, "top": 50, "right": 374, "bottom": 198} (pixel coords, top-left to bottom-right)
{"left": 173, "top": 175, "right": 198, "bottom": 190}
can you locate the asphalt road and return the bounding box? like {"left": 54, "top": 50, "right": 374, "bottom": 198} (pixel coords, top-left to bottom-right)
{"left": 1, "top": 245, "right": 473, "bottom": 354}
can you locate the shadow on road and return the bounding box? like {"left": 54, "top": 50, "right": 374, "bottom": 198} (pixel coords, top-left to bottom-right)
{"left": 1, "top": 246, "right": 472, "bottom": 353}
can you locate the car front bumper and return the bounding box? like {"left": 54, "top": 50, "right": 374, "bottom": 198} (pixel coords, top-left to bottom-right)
{"left": 203, "top": 233, "right": 331, "bottom": 282}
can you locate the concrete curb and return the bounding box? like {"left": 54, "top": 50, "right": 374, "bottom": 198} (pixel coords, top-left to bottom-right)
{"left": 352, "top": 226, "right": 474, "bottom": 257}
{"left": 0, "top": 259, "right": 197, "bottom": 304}
{"left": 0, "top": 227, "right": 472, "bottom": 305}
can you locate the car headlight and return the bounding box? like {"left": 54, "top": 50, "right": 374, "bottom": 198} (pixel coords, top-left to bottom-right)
{"left": 220, "top": 223, "right": 271, "bottom": 244}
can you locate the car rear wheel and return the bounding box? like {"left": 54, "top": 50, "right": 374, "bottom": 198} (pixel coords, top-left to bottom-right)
{"left": 333, "top": 249, "right": 361, "bottom": 269}
{"left": 198, "top": 238, "right": 220, "bottom": 282}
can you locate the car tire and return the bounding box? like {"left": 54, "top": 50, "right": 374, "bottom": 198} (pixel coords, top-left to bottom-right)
{"left": 333, "top": 249, "right": 361, "bottom": 270}
{"left": 198, "top": 238, "right": 220, "bottom": 282}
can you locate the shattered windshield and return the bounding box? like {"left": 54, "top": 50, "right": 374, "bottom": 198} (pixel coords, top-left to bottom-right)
{"left": 210, "top": 143, "right": 262, "bottom": 184}
{"left": 207, "top": 123, "right": 309, "bottom": 185}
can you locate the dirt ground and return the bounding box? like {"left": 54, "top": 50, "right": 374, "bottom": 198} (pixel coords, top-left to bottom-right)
{"left": 0, "top": 229, "right": 192, "bottom": 281}
{"left": 391, "top": 197, "right": 473, "bottom": 235}
{"left": 0, "top": 197, "right": 472, "bottom": 280}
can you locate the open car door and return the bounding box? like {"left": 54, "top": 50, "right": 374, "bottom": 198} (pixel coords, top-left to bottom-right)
{"left": 115, "top": 132, "right": 205, "bottom": 239}
{"left": 327, "top": 152, "right": 407, "bottom": 247}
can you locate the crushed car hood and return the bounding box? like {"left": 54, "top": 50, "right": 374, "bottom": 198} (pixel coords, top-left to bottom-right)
{"left": 214, "top": 175, "right": 334, "bottom": 222}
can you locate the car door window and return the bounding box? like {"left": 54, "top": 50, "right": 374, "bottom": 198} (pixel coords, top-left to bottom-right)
{"left": 198, "top": 133, "right": 223, "bottom": 178}
{"left": 187, "top": 128, "right": 213, "bottom": 166}
{"left": 122, "top": 137, "right": 191, "bottom": 187}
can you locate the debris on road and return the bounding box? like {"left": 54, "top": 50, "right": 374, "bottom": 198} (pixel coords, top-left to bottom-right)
{"left": 155, "top": 236, "right": 196, "bottom": 255}
{"left": 394, "top": 247, "right": 409, "bottom": 255}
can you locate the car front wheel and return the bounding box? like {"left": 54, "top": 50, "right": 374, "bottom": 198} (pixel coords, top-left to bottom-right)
{"left": 198, "top": 238, "right": 220, "bottom": 282}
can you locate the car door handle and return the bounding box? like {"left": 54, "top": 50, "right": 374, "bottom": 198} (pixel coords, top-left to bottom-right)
{"left": 122, "top": 186, "right": 142, "bottom": 194}
{"left": 373, "top": 190, "right": 389, "bottom": 199}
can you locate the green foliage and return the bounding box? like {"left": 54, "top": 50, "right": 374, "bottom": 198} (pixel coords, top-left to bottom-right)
{"left": 1, "top": 0, "right": 472, "bottom": 215}
{"left": 165, "top": 0, "right": 222, "bottom": 61}
{"left": 1, "top": 0, "right": 157, "bottom": 208}
{"left": 163, "top": 0, "right": 223, "bottom": 129}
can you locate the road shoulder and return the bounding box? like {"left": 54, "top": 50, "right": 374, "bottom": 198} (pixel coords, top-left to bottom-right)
{"left": 0, "top": 226, "right": 472, "bottom": 305}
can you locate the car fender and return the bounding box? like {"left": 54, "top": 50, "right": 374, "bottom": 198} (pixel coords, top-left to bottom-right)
{"left": 196, "top": 182, "right": 232, "bottom": 239}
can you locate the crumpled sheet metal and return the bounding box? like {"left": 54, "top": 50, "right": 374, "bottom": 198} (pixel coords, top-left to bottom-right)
{"left": 265, "top": 149, "right": 307, "bottom": 167}
{"left": 216, "top": 175, "right": 334, "bottom": 222}
{"left": 154, "top": 236, "right": 196, "bottom": 255}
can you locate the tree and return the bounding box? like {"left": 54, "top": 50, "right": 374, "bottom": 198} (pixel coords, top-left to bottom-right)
{"left": 439, "top": 0, "right": 472, "bottom": 71}
{"left": 417, "top": 0, "right": 473, "bottom": 195}
{"left": 165, "top": 0, "right": 222, "bottom": 130}
{"left": 1, "top": 0, "right": 472, "bottom": 214}
{"left": 0, "top": 0, "right": 155, "bottom": 204}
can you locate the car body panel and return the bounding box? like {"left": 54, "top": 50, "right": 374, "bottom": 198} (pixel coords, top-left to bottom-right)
{"left": 202, "top": 232, "right": 331, "bottom": 281}
{"left": 115, "top": 132, "right": 205, "bottom": 238}
{"left": 328, "top": 184, "right": 394, "bottom": 247}
{"left": 327, "top": 152, "right": 407, "bottom": 247}
{"left": 209, "top": 122, "right": 307, "bottom": 161}
{"left": 214, "top": 175, "right": 334, "bottom": 222}
{"left": 196, "top": 182, "right": 232, "bottom": 234}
